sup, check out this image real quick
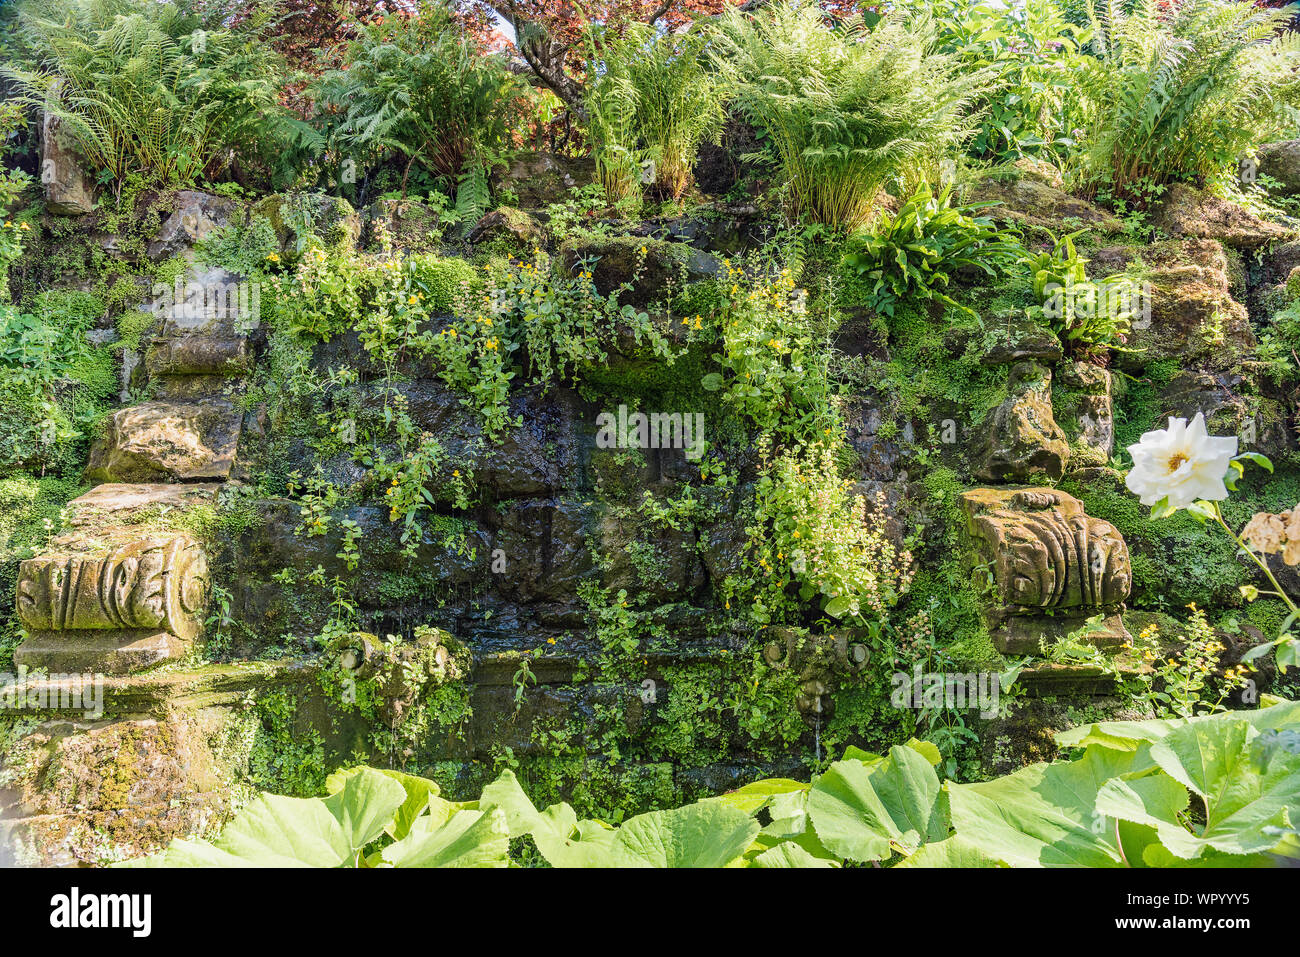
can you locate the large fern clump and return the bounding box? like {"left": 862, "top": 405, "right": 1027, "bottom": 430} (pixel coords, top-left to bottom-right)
{"left": 1071, "top": 0, "right": 1300, "bottom": 201}
{"left": 584, "top": 20, "right": 729, "bottom": 204}
{"left": 2, "top": 0, "right": 299, "bottom": 192}
{"left": 312, "top": 0, "right": 522, "bottom": 219}
{"left": 710, "top": 1, "right": 986, "bottom": 232}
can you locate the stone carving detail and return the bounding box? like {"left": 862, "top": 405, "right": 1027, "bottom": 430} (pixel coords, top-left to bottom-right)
{"left": 960, "top": 487, "right": 1132, "bottom": 654}
{"left": 973, "top": 361, "right": 1069, "bottom": 483}
{"left": 763, "top": 628, "right": 871, "bottom": 726}
{"left": 17, "top": 534, "right": 209, "bottom": 643}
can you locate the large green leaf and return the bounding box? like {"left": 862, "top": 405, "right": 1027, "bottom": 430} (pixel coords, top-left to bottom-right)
{"left": 743, "top": 789, "right": 840, "bottom": 866}
{"left": 1055, "top": 700, "right": 1300, "bottom": 753}
{"left": 608, "top": 802, "right": 760, "bottom": 868}
{"left": 946, "top": 746, "right": 1143, "bottom": 867}
{"left": 126, "top": 768, "right": 407, "bottom": 867}
{"left": 894, "top": 835, "right": 1005, "bottom": 868}
{"left": 528, "top": 802, "right": 619, "bottom": 868}
{"left": 709, "top": 778, "right": 808, "bottom": 815}
{"left": 751, "top": 841, "right": 836, "bottom": 868}
{"left": 478, "top": 769, "right": 542, "bottom": 838}
{"left": 1096, "top": 719, "right": 1300, "bottom": 859}
{"left": 380, "top": 807, "right": 511, "bottom": 868}
{"left": 326, "top": 766, "right": 442, "bottom": 840}
{"left": 806, "top": 745, "right": 947, "bottom": 862}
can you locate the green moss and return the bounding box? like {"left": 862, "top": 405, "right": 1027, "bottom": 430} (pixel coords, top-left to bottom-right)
{"left": 0, "top": 474, "right": 84, "bottom": 669}
{"left": 248, "top": 689, "right": 327, "bottom": 796}
{"left": 408, "top": 254, "right": 482, "bottom": 313}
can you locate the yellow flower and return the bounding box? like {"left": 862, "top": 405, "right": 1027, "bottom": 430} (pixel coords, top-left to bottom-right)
{"left": 448, "top": 329, "right": 458, "bottom": 338}
{"left": 266, "top": 252, "right": 280, "bottom": 262}
{"left": 408, "top": 295, "right": 418, "bottom": 304}
{"left": 18, "top": 222, "right": 29, "bottom": 231}
{"left": 485, "top": 338, "right": 498, "bottom": 350}
{"left": 452, "top": 470, "right": 460, "bottom": 477}
{"left": 546, "top": 637, "right": 556, "bottom": 645}
{"left": 639, "top": 246, "right": 648, "bottom": 255}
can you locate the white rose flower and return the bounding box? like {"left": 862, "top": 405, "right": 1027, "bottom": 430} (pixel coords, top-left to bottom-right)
{"left": 1125, "top": 412, "right": 1237, "bottom": 508}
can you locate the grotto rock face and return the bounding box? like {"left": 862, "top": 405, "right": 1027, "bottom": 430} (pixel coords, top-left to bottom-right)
{"left": 973, "top": 361, "right": 1069, "bottom": 483}
{"left": 363, "top": 198, "right": 448, "bottom": 253}
{"left": 560, "top": 234, "right": 720, "bottom": 308}
{"left": 960, "top": 487, "right": 1132, "bottom": 655}
{"left": 1257, "top": 140, "right": 1300, "bottom": 198}
{"left": 466, "top": 206, "right": 547, "bottom": 247}
{"left": 1055, "top": 360, "right": 1114, "bottom": 469}
{"left": 146, "top": 191, "right": 241, "bottom": 260}
{"left": 761, "top": 627, "right": 872, "bottom": 726}
{"left": 85, "top": 399, "right": 242, "bottom": 483}
{"left": 491, "top": 151, "right": 597, "bottom": 208}
{"left": 14, "top": 530, "right": 210, "bottom": 673}
{"left": 969, "top": 170, "right": 1121, "bottom": 234}
{"left": 40, "top": 111, "right": 96, "bottom": 216}
{"left": 252, "top": 192, "right": 360, "bottom": 257}
{"left": 1149, "top": 184, "right": 1292, "bottom": 250}
{"left": 1103, "top": 238, "right": 1254, "bottom": 373}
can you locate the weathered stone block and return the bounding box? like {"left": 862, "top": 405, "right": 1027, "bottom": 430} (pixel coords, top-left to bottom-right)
{"left": 1257, "top": 140, "right": 1300, "bottom": 198}
{"left": 146, "top": 190, "right": 242, "bottom": 260}
{"left": 40, "top": 111, "right": 95, "bottom": 215}
{"left": 490, "top": 151, "right": 597, "bottom": 208}
{"left": 14, "top": 530, "right": 210, "bottom": 673}
{"left": 251, "top": 192, "right": 359, "bottom": 257}
{"left": 1055, "top": 360, "right": 1114, "bottom": 468}
{"left": 969, "top": 172, "right": 1121, "bottom": 235}
{"left": 973, "top": 361, "right": 1069, "bottom": 483}
{"left": 960, "top": 487, "right": 1132, "bottom": 655}
{"left": 1149, "top": 183, "right": 1292, "bottom": 250}
{"left": 1099, "top": 238, "right": 1254, "bottom": 373}
{"left": 85, "top": 399, "right": 242, "bottom": 483}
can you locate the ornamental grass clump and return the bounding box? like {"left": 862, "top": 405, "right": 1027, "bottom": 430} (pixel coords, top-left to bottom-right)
{"left": 711, "top": 1, "right": 985, "bottom": 231}
{"left": 584, "top": 21, "right": 729, "bottom": 203}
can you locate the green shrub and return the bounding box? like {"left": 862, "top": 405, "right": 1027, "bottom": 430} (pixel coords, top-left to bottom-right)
{"left": 0, "top": 290, "right": 115, "bottom": 474}
{"left": 312, "top": 0, "right": 521, "bottom": 218}
{"left": 407, "top": 254, "right": 480, "bottom": 314}
{"left": 1022, "top": 229, "right": 1142, "bottom": 356}
{"left": 3, "top": 0, "right": 303, "bottom": 192}
{"left": 712, "top": 2, "right": 985, "bottom": 231}
{"left": 1070, "top": 0, "right": 1300, "bottom": 201}
{"left": 842, "top": 183, "right": 1023, "bottom": 318}
{"left": 916, "top": 0, "right": 1087, "bottom": 164}
{"left": 584, "top": 20, "right": 729, "bottom": 203}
